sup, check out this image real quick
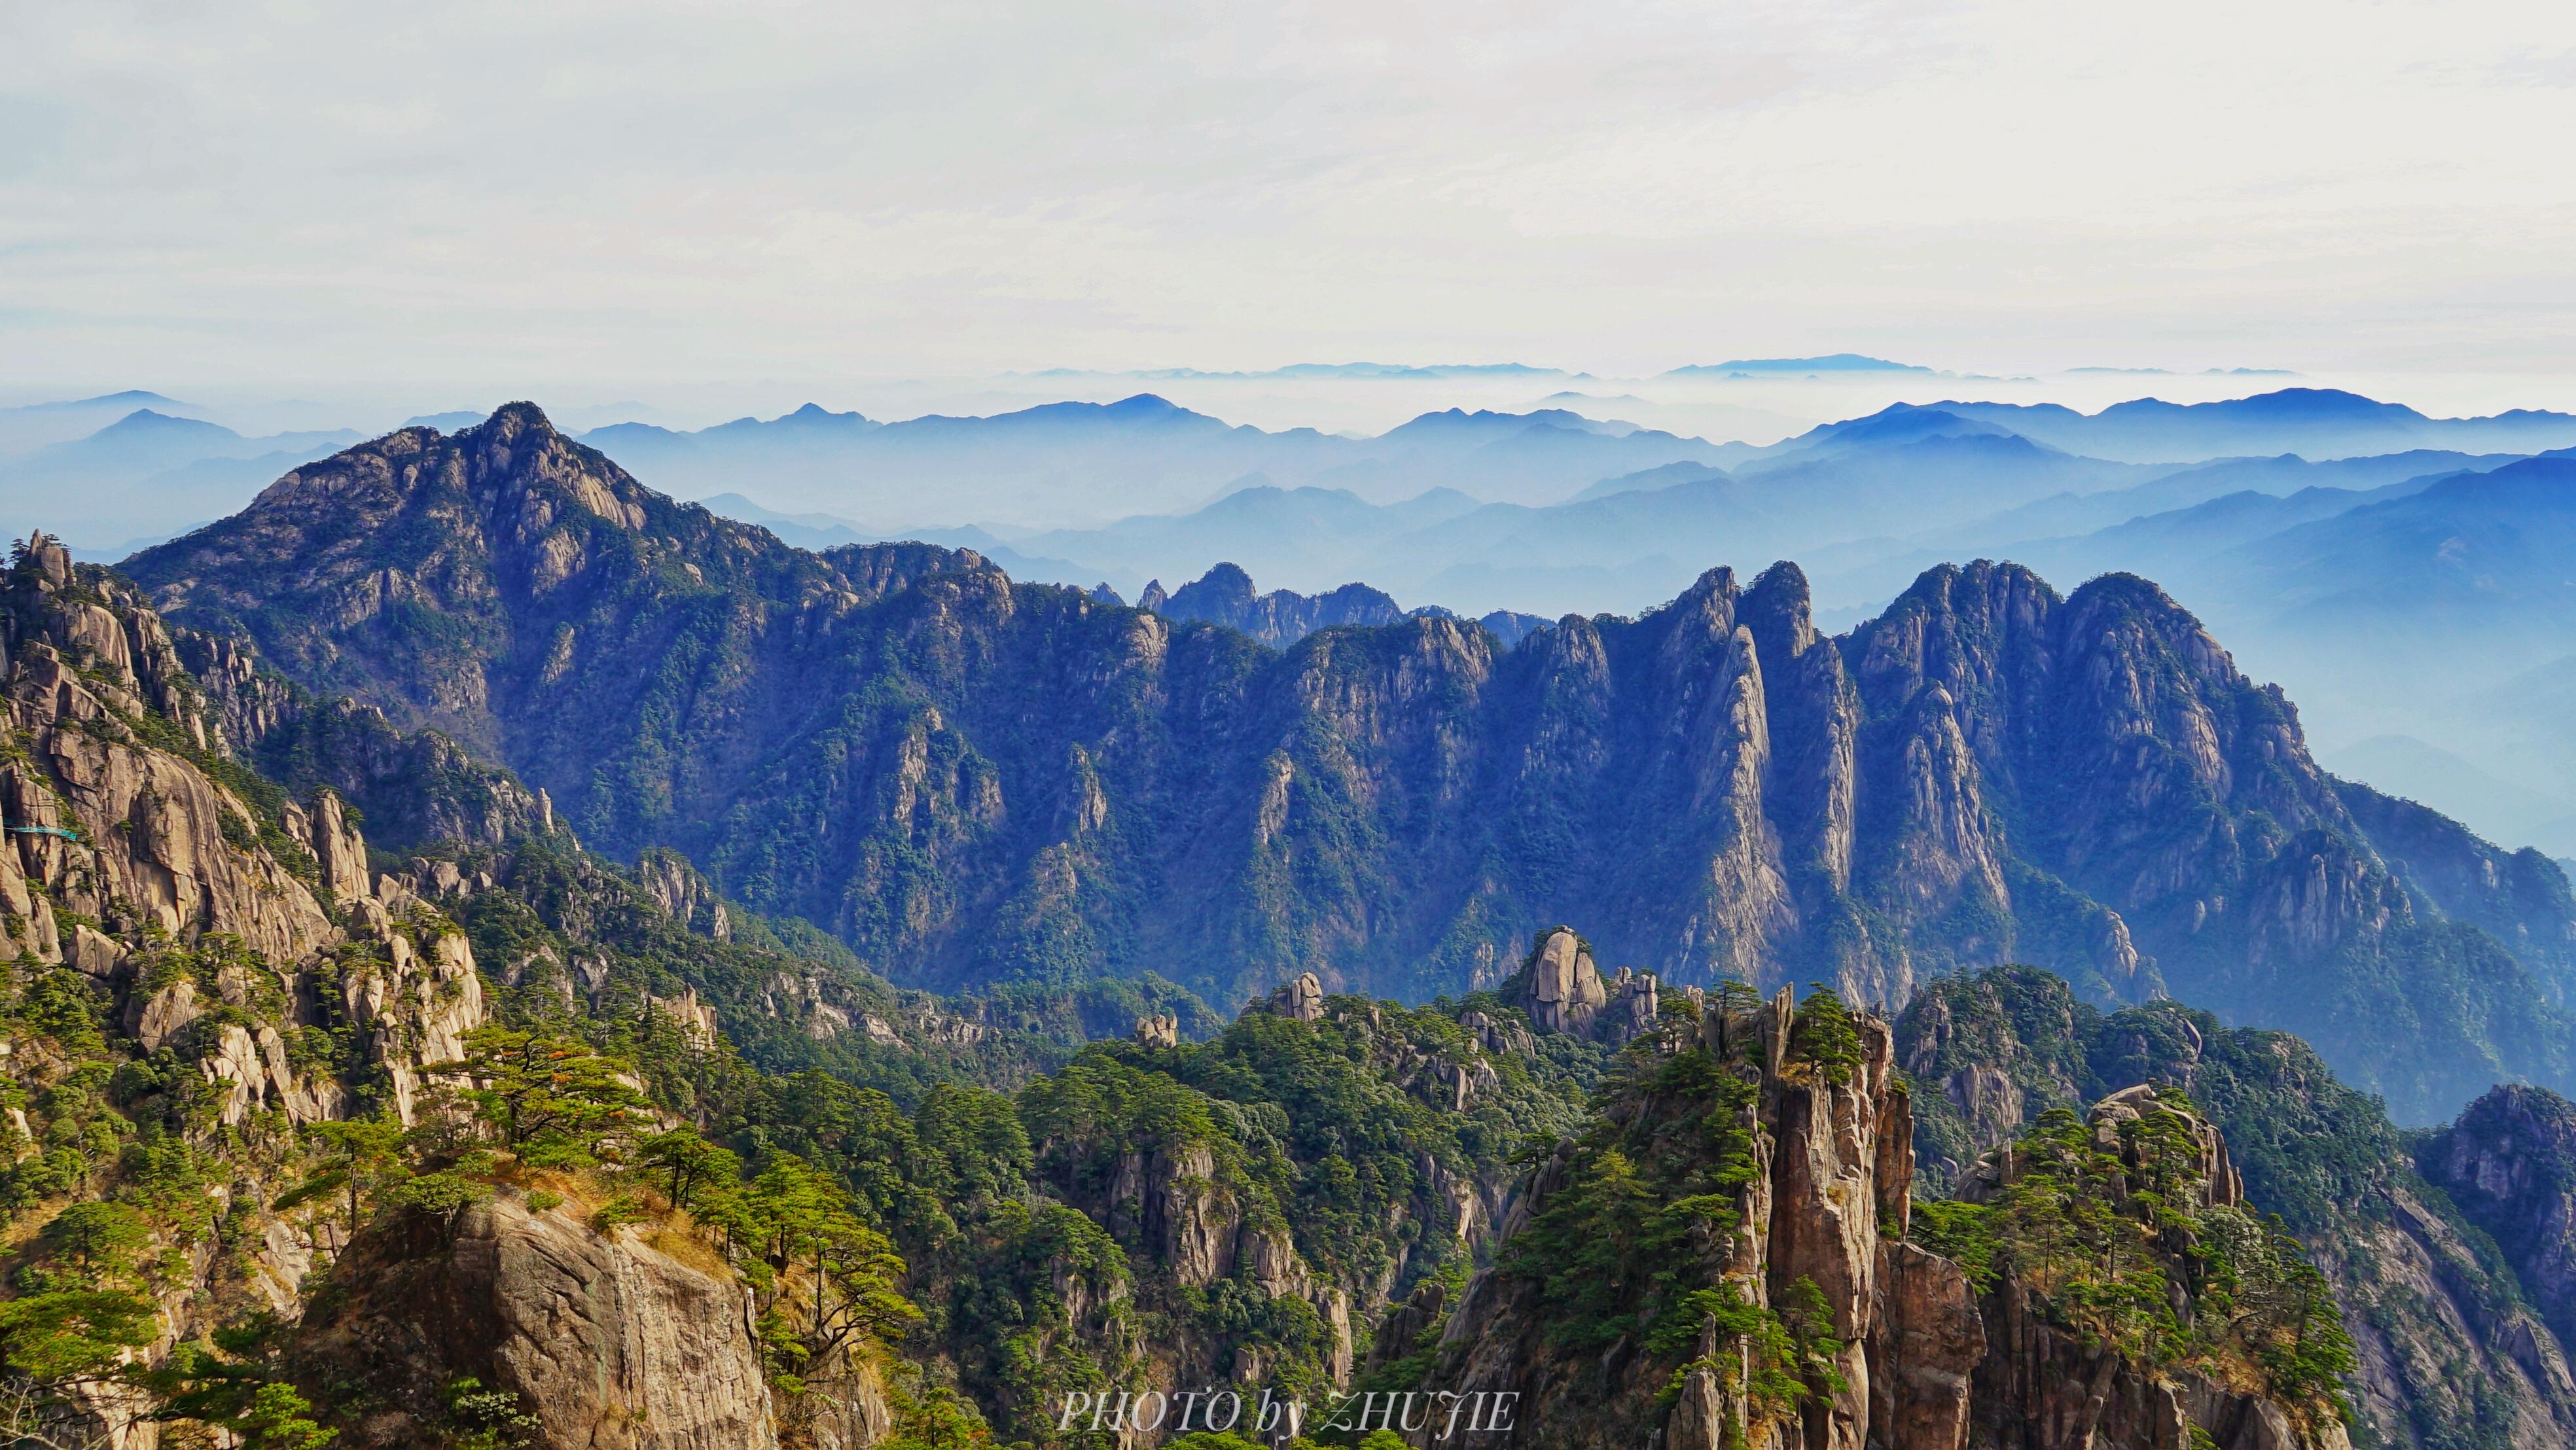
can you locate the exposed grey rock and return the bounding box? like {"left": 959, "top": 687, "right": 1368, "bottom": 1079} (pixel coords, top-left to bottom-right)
{"left": 1518, "top": 928, "right": 1605, "bottom": 1034}
{"left": 1269, "top": 970, "right": 1325, "bottom": 1022}
{"left": 128, "top": 977, "right": 200, "bottom": 1052}
{"left": 2424, "top": 1085, "right": 2576, "bottom": 1363}
{"left": 295, "top": 1197, "right": 778, "bottom": 1450}
{"left": 637, "top": 847, "right": 733, "bottom": 942}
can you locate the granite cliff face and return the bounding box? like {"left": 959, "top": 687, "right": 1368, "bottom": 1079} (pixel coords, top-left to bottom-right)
{"left": 295, "top": 1197, "right": 781, "bottom": 1450}
{"left": 120, "top": 407, "right": 2576, "bottom": 1122}
{"left": 1, "top": 538, "right": 484, "bottom": 1123}
{"left": 2421, "top": 1086, "right": 2576, "bottom": 1368}
{"left": 1899, "top": 966, "right": 2576, "bottom": 1450}
{"left": 1411, "top": 985, "right": 2347, "bottom": 1449}
{"left": 0, "top": 539, "right": 506, "bottom": 1444}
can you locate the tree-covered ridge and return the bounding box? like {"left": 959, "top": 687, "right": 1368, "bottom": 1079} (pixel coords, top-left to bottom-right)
{"left": 335, "top": 847, "right": 1611, "bottom": 1445}
{"left": 421, "top": 834, "right": 1215, "bottom": 1107}
{"left": 1058, "top": 990, "right": 1607, "bottom": 1290}
{"left": 120, "top": 406, "right": 2576, "bottom": 1127}
{"left": 1915, "top": 1089, "right": 2357, "bottom": 1439}
{"left": 1899, "top": 965, "right": 2576, "bottom": 1450}
{"left": 1897, "top": 964, "right": 2409, "bottom": 1226}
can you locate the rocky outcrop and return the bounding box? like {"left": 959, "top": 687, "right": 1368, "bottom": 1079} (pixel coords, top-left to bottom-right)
{"left": 1268, "top": 970, "right": 1325, "bottom": 1022}
{"left": 1457, "top": 1008, "right": 1537, "bottom": 1057}
{"left": 637, "top": 847, "right": 733, "bottom": 942}
{"left": 1951, "top": 1091, "right": 2349, "bottom": 1450}
{"left": 1516, "top": 929, "right": 1605, "bottom": 1035}
{"left": 1422, "top": 987, "right": 1985, "bottom": 1450}
{"left": 199, "top": 1017, "right": 346, "bottom": 1127}
{"left": 1870, "top": 1241, "right": 1985, "bottom": 1450}
{"left": 0, "top": 546, "right": 488, "bottom": 1135}
{"left": 1903, "top": 964, "right": 2576, "bottom": 1450}
{"left": 1973, "top": 1284, "right": 2329, "bottom": 1450}
{"left": 1139, "top": 563, "right": 1408, "bottom": 648}
{"left": 1418, "top": 981, "right": 2347, "bottom": 1450}
{"left": 340, "top": 896, "right": 489, "bottom": 1124}
{"left": 1512, "top": 928, "right": 1658, "bottom": 1043}
{"left": 295, "top": 1196, "right": 778, "bottom": 1450}
{"left": 3, "top": 622, "right": 337, "bottom": 966}
{"left": 2421, "top": 1085, "right": 2576, "bottom": 1362}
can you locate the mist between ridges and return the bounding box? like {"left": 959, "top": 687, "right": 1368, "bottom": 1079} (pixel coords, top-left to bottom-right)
{"left": 1055, "top": 1387, "right": 1523, "bottom": 1441}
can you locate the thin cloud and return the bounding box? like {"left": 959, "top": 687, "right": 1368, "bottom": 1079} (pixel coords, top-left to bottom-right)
{"left": 4, "top": 0, "right": 2576, "bottom": 392}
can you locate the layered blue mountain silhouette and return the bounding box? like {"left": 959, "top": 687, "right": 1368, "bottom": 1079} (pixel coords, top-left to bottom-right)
{"left": 16, "top": 381, "right": 2576, "bottom": 852}
{"left": 574, "top": 395, "right": 1728, "bottom": 522}
{"left": 0, "top": 407, "right": 362, "bottom": 553}
{"left": 1931, "top": 387, "right": 2576, "bottom": 461}
{"left": 1660, "top": 353, "right": 1933, "bottom": 376}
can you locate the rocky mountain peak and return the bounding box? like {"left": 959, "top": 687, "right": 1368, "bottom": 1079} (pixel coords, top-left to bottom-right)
{"left": 1740, "top": 558, "right": 1819, "bottom": 654}
{"left": 1144, "top": 560, "right": 1408, "bottom": 647}
{"left": 1177, "top": 559, "right": 1255, "bottom": 608}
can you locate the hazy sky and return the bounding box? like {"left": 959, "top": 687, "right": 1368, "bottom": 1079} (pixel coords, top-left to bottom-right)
{"left": 9, "top": 0, "right": 2576, "bottom": 402}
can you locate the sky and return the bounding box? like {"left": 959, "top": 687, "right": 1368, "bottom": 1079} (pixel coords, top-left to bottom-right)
{"left": 9, "top": 0, "right": 2576, "bottom": 412}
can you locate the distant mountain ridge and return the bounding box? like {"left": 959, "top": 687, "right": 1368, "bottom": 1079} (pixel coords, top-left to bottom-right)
{"left": 1136, "top": 561, "right": 1552, "bottom": 649}
{"left": 120, "top": 402, "right": 2576, "bottom": 1124}
{"left": 1662, "top": 352, "right": 1933, "bottom": 376}
{"left": 918, "top": 392, "right": 2547, "bottom": 625}
{"left": 1, "top": 407, "right": 365, "bottom": 552}
{"left": 0, "top": 389, "right": 199, "bottom": 456}
{"left": 22, "top": 408, "right": 358, "bottom": 474}
{"left": 1924, "top": 387, "right": 2576, "bottom": 462}
{"left": 570, "top": 393, "right": 1731, "bottom": 522}
{"left": 1064, "top": 361, "right": 1584, "bottom": 381}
